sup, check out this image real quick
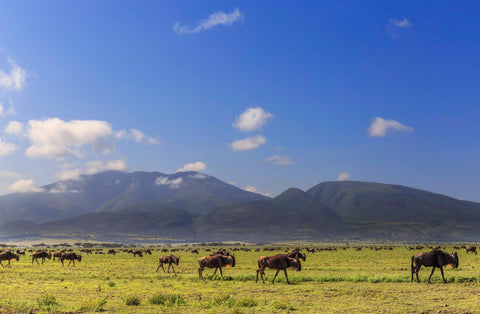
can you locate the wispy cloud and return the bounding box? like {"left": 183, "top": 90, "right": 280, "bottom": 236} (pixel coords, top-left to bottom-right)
{"left": 266, "top": 154, "right": 294, "bottom": 166}
{"left": 368, "top": 117, "right": 414, "bottom": 137}
{"left": 229, "top": 135, "right": 266, "bottom": 151}
{"left": 337, "top": 171, "right": 351, "bottom": 181}
{"left": 0, "top": 58, "right": 27, "bottom": 91}
{"left": 0, "top": 136, "right": 16, "bottom": 156}
{"left": 155, "top": 176, "right": 183, "bottom": 189}
{"left": 177, "top": 161, "right": 206, "bottom": 172}
{"left": 174, "top": 8, "right": 243, "bottom": 34}
{"left": 84, "top": 159, "right": 127, "bottom": 175}
{"left": 4, "top": 120, "right": 24, "bottom": 136}
{"left": 0, "top": 170, "right": 21, "bottom": 179}
{"left": 8, "top": 179, "right": 43, "bottom": 193}
{"left": 244, "top": 185, "right": 271, "bottom": 197}
{"left": 388, "top": 18, "right": 412, "bottom": 29}
{"left": 233, "top": 107, "right": 273, "bottom": 132}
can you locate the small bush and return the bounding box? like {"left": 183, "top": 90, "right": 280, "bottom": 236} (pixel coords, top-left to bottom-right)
{"left": 80, "top": 297, "right": 107, "bottom": 312}
{"left": 107, "top": 281, "right": 116, "bottom": 287}
{"left": 37, "top": 294, "right": 58, "bottom": 306}
{"left": 124, "top": 295, "right": 141, "bottom": 306}
{"left": 148, "top": 294, "right": 166, "bottom": 305}
{"left": 237, "top": 297, "right": 258, "bottom": 307}
{"left": 165, "top": 294, "right": 186, "bottom": 306}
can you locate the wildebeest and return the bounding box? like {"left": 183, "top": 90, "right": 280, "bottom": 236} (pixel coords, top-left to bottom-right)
{"left": 53, "top": 251, "right": 63, "bottom": 261}
{"left": 144, "top": 249, "right": 152, "bottom": 255}
{"left": 32, "top": 251, "right": 52, "bottom": 264}
{"left": 191, "top": 249, "right": 199, "bottom": 254}
{"left": 256, "top": 254, "right": 301, "bottom": 284}
{"left": 60, "top": 252, "right": 82, "bottom": 267}
{"left": 107, "top": 249, "right": 117, "bottom": 255}
{"left": 198, "top": 254, "right": 235, "bottom": 280}
{"left": 0, "top": 251, "right": 19, "bottom": 267}
{"left": 285, "top": 250, "right": 306, "bottom": 261}
{"left": 465, "top": 246, "right": 477, "bottom": 255}
{"left": 411, "top": 249, "right": 458, "bottom": 283}
{"left": 133, "top": 250, "right": 143, "bottom": 257}
{"left": 156, "top": 255, "right": 180, "bottom": 274}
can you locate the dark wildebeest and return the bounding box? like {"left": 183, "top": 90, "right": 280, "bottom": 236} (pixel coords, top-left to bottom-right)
{"left": 285, "top": 250, "right": 306, "bottom": 261}
{"left": 0, "top": 251, "right": 19, "bottom": 267}
{"left": 465, "top": 246, "right": 477, "bottom": 255}
{"left": 256, "top": 254, "right": 301, "bottom": 284}
{"left": 53, "top": 251, "right": 64, "bottom": 261}
{"left": 144, "top": 249, "right": 152, "bottom": 255}
{"left": 133, "top": 250, "right": 143, "bottom": 257}
{"left": 156, "top": 255, "right": 180, "bottom": 274}
{"left": 107, "top": 249, "right": 117, "bottom": 255}
{"left": 191, "top": 249, "right": 199, "bottom": 254}
{"left": 411, "top": 249, "right": 458, "bottom": 283}
{"left": 198, "top": 254, "right": 235, "bottom": 280}
{"left": 61, "top": 253, "right": 82, "bottom": 267}
{"left": 32, "top": 251, "right": 52, "bottom": 264}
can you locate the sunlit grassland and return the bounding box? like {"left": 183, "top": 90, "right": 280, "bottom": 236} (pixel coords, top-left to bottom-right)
{"left": 1, "top": 245, "right": 480, "bottom": 313}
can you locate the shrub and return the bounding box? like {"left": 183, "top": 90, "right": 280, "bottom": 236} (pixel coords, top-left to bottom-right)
{"left": 124, "top": 295, "right": 141, "bottom": 306}
{"left": 80, "top": 297, "right": 108, "bottom": 312}
{"left": 237, "top": 297, "right": 258, "bottom": 307}
{"left": 165, "top": 294, "right": 186, "bottom": 306}
{"left": 148, "top": 294, "right": 166, "bottom": 305}
{"left": 107, "top": 281, "right": 116, "bottom": 287}
{"left": 37, "top": 294, "right": 57, "bottom": 306}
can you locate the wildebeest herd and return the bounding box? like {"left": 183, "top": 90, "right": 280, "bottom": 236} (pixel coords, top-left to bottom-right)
{"left": 0, "top": 245, "right": 474, "bottom": 284}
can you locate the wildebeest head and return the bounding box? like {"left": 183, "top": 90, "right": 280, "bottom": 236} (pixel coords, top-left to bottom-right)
{"left": 451, "top": 251, "right": 458, "bottom": 268}
{"left": 78, "top": 254, "right": 82, "bottom": 262}
{"left": 288, "top": 257, "right": 301, "bottom": 271}
{"left": 224, "top": 255, "right": 235, "bottom": 268}
{"left": 14, "top": 253, "right": 19, "bottom": 261}
{"left": 47, "top": 253, "right": 52, "bottom": 259}
{"left": 175, "top": 256, "right": 180, "bottom": 266}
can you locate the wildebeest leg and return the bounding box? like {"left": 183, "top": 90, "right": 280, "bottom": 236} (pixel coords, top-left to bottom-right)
{"left": 415, "top": 265, "right": 421, "bottom": 283}
{"left": 212, "top": 267, "right": 218, "bottom": 276}
{"left": 170, "top": 264, "right": 176, "bottom": 274}
{"left": 219, "top": 267, "right": 223, "bottom": 277}
{"left": 0, "top": 260, "right": 4, "bottom": 267}
{"left": 156, "top": 262, "right": 162, "bottom": 272}
{"left": 284, "top": 269, "right": 290, "bottom": 284}
{"left": 198, "top": 267, "right": 204, "bottom": 280}
{"left": 439, "top": 267, "right": 446, "bottom": 283}
{"left": 428, "top": 267, "right": 436, "bottom": 283}
{"left": 272, "top": 269, "right": 281, "bottom": 284}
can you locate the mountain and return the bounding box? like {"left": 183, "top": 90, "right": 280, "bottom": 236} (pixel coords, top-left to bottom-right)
{"left": 0, "top": 171, "right": 269, "bottom": 225}
{"left": 2, "top": 177, "right": 480, "bottom": 242}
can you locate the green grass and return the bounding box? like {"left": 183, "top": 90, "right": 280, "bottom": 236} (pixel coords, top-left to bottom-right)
{"left": 0, "top": 245, "right": 480, "bottom": 312}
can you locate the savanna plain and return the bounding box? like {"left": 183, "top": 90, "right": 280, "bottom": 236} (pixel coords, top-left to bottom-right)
{"left": 1, "top": 244, "right": 480, "bottom": 313}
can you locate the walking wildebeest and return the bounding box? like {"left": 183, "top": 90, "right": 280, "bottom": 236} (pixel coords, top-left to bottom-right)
{"left": 198, "top": 254, "right": 235, "bottom": 280}
{"left": 61, "top": 252, "right": 82, "bottom": 267}
{"left": 465, "top": 246, "right": 477, "bottom": 255}
{"left": 0, "top": 251, "right": 19, "bottom": 267}
{"left": 411, "top": 249, "right": 458, "bottom": 283}
{"left": 256, "top": 254, "right": 301, "bottom": 284}
{"left": 32, "top": 251, "right": 52, "bottom": 264}
{"left": 156, "top": 255, "right": 180, "bottom": 274}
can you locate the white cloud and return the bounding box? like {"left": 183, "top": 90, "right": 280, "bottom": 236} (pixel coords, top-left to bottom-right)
{"left": 229, "top": 135, "right": 266, "bottom": 151}
{"left": 337, "top": 171, "right": 351, "bottom": 181}
{"left": 155, "top": 176, "right": 183, "bottom": 189}
{"left": 233, "top": 107, "right": 273, "bottom": 132}
{"left": 55, "top": 168, "right": 83, "bottom": 181}
{"left": 0, "top": 137, "right": 16, "bottom": 156}
{"left": 244, "top": 186, "right": 257, "bottom": 193}
{"left": 0, "top": 170, "right": 21, "bottom": 178}
{"left": 389, "top": 18, "right": 413, "bottom": 28}
{"left": 84, "top": 159, "right": 127, "bottom": 175}
{"left": 25, "top": 118, "right": 115, "bottom": 159}
{"left": 266, "top": 154, "right": 294, "bottom": 165}
{"left": 177, "top": 161, "right": 206, "bottom": 172}
{"left": 8, "top": 179, "right": 43, "bottom": 193}
{"left": 189, "top": 173, "right": 207, "bottom": 179}
{"left": 368, "top": 117, "right": 414, "bottom": 137}
{"left": 129, "top": 128, "right": 159, "bottom": 145}
{"left": 0, "top": 58, "right": 27, "bottom": 91}
{"left": 4, "top": 120, "right": 24, "bottom": 136}
{"left": 174, "top": 7, "right": 243, "bottom": 34}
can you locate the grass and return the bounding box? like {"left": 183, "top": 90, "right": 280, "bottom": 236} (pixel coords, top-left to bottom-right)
{"left": 1, "top": 244, "right": 480, "bottom": 312}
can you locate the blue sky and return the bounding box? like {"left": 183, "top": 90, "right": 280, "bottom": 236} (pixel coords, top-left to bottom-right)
{"left": 0, "top": 1, "right": 479, "bottom": 201}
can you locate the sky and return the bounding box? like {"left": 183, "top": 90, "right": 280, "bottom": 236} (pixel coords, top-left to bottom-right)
{"left": 0, "top": 1, "right": 479, "bottom": 201}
